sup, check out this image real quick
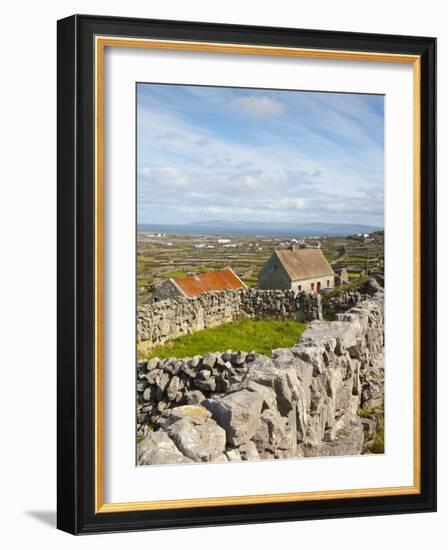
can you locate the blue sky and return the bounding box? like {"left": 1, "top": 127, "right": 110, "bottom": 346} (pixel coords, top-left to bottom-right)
{"left": 137, "top": 84, "right": 384, "bottom": 227}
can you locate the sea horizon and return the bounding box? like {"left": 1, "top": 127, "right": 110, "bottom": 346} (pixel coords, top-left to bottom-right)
{"left": 137, "top": 222, "right": 383, "bottom": 238}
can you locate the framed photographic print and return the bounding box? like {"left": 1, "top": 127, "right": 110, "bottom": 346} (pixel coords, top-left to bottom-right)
{"left": 57, "top": 14, "right": 436, "bottom": 534}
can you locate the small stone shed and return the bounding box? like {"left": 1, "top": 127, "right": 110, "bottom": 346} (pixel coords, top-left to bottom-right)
{"left": 155, "top": 267, "right": 246, "bottom": 299}
{"left": 258, "top": 246, "right": 335, "bottom": 294}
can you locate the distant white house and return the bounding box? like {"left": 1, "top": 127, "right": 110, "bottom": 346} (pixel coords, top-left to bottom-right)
{"left": 218, "top": 238, "right": 231, "bottom": 244}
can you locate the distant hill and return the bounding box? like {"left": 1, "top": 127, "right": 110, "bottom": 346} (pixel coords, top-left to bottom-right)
{"left": 188, "top": 220, "right": 383, "bottom": 237}
{"left": 138, "top": 220, "right": 383, "bottom": 237}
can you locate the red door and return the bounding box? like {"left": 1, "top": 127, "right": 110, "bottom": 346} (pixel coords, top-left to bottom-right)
{"left": 316, "top": 282, "right": 321, "bottom": 293}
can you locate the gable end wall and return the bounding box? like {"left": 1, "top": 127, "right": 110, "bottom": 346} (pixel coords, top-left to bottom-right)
{"left": 258, "top": 253, "right": 292, "bottom": 290}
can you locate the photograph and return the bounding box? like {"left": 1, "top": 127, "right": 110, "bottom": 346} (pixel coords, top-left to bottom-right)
{"left": 54, "top": 12, "right": 436, "bottom": 535}
{"left": 135, "top": 83, "right": 386, "bottom": 466}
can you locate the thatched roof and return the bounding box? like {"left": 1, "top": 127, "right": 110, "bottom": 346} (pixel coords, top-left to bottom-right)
{"left": 275, "top": 248, "right": 334, "bottom": 281}
{"left": 172, "top": 268, "right": 246, "bottom": 297}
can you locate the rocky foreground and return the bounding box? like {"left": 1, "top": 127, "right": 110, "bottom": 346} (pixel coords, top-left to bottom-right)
{"left": 137, "top": 283, "right": 384, "bottom": 465}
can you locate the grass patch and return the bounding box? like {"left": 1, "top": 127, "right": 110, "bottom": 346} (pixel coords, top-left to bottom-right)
{"left": 343, "top": 256, "right": 370, "bottom": 262}
{"left": 357, "top": 405, "right": 383, "bottom": 418}
{"left": 163, "top": 270, "right": 186, "bottom": 278}
{"left": 243, "top": 277, "right": 258, "bottom": 287}
{"left": 370, "top": 427, "right": 385, "bottom": 454}
{"left": 145, "top": 318, "right": 307, "bottom": 359}
{"left": 357, "top": 406, "right": 385, "bottom": 454}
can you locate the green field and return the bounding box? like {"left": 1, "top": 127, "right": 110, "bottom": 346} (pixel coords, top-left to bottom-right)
{"left": 144, "top": 318, "right": 307, "bottom": 359}
{"left": 162, "top": 270, "right": 186, "bottom": 278}
{"left": 136, "top": 231, "right": 384, "bottom": 302}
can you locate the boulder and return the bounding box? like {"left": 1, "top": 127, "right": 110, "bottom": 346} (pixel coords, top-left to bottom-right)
{"left": 253, "top": 408, "right": 292, "bottom": 454}
{"left": 244, "top": 381, "right": 277, "bottom": 411}
{"left": 239, "top": 441, "right": 260, "bottom": 461}
{"left": 137, "top": 431, "right": 193, "bottom": 465}
{"left": 203, "top": 390, "right": 263, "bottom": 446}
{"left": 225, "top": 448, "right": 242, "bottom": 461}
{"left": 243, "top": 356, "right": 307, "bottom": 417}
{"left": 305, "top": 412, "right": 364, "bottom": 457}
{"left": 165, "top": 405, "right": 226, "bottom": 462}
{"left": 165, "top": 405, "right": 211, "bottom": 426}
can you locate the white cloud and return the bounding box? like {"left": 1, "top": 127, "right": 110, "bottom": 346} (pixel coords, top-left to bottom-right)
{"left": 155, "top": 131, "right": 182, "bottom": 140}
{"left": 139, "top": 166, "right": 190, "bottom": 189}
{"left": 228, "top": 95, "right": 286, "bottom": 117}
{"left": 137, "top": 85, "right": 384, "bottom": 226}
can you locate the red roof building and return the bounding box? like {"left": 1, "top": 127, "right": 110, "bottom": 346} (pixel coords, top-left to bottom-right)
{"left": 156, "top": 267, "right": 246, "bottom": 299}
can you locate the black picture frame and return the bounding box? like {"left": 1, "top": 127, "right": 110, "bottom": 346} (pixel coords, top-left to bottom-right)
{"left": 57, "top": 14, "right": 436, "bottom": 534}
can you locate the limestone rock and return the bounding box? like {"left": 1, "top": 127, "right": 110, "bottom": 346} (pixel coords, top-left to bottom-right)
{"left": 244, "top": 381, "right": 277, "bottom": 410}
{"left": 184, "top": 390, "right": 206, "bottom": 405}
{"left": 137, "top": 431, "right": 193, "bottom": 465}
{"left": 194, "top": 377, "right": 216, "bottom": 392}
{"left": 253, "top": 408, "right": 292, "bottom": 455}
{"left": 202, "top": 352, "right": 218, "bottom": 370}
{"left": 204, "top": 390, "right": 263, "bottom": 446}
{"left": 165, "top": 405, "right": 211, "bottom": 426}
{"left": 166, "top": 376, "right": 180, "bottom": 401}
{"left": 156, "top": 371, "right": 170, "bottom": 392}
{"left": 305, "top": 412, "right": 364, "bottom": 457}
{"left": 239, "top": 441, "right": 260, "bottom": 461}
{"left": 225, "top": 448, "right": 242, "bottom": 461}
{"left": 142, "top": 387, "right": 152, "bottom": 402}
{"left": 166, "top": 417, "right": 226, "bottom": 462}
{"left": 146, "top": 357, "right": 159, "bottom": 371}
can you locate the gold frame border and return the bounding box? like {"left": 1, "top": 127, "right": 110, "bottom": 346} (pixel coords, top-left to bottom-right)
{"left": 94, "top": 36, "right": 422, "bottom": 514}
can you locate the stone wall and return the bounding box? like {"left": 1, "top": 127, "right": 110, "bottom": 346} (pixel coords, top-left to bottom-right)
{"left": 321, "top": 278, "right": 382, "bottom": 317}
{"left": 137, "top": 287, "right": 384, "bottom": 464}
{"left": 137, "top": 288, "right": 321, "bottom": 352}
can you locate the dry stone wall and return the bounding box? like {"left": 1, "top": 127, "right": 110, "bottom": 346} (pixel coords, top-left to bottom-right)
{"left": 321, "top": 278, "right": 383, "bottom": 317}
{"left": 137, "top": 286, "right": 384, "bottom": 464}
{"left": 137, "top": 288, "right": 321, "bottom": 351}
